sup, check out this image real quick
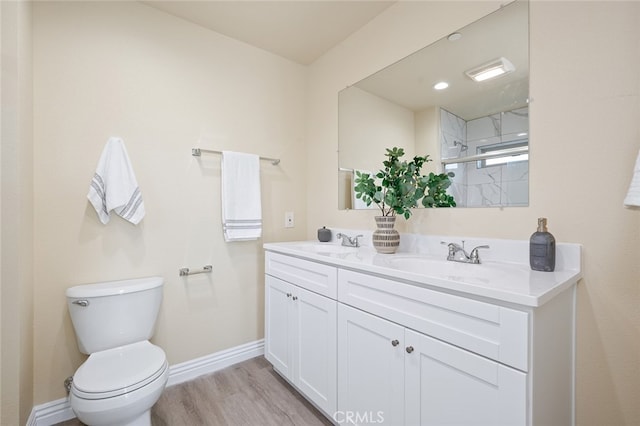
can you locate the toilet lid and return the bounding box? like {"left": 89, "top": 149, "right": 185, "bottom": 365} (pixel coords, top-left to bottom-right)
{"left": 72, "top": 341, "right": 167, "bottom": 398}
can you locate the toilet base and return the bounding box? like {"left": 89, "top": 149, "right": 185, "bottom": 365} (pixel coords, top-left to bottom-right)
{"left": 73, "top": 410, "right": 150, "bottom": 426}
{"left": 117, "top": 410, "right": 150, "bottom": 426}
{"left": 70, "top": 363, "right": 168, "bottom": 426}
{"left": 72, "top": 395, "right": 156, "bottom": 426}
{"left": 72, "top": 391, "right": 158, "bottom": 426}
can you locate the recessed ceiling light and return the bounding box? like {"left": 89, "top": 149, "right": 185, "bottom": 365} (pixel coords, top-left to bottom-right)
{"left": 433, "top": 81, "right": 449, "bottom": 90}
{"left": 447, "top": 32, "right": 462, "bottom": 42}
{"left": 465, "top": 57, "right": 515, "bottom": 82}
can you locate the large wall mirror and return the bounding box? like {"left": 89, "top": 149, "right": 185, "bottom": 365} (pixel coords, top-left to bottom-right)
{"left": 338, "top": 0, "right": 529, "bottom": 209}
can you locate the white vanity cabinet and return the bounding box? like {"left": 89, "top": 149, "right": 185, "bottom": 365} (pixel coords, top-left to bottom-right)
{"left": 336, "top": 269, "right": 573, "bottom": 426}
{"left": 264, "top": 243, "right": 579, "bottom": 426}
{"left": 337, "top": 267, "right": 529, "bottom": 425}
{"left": 264, "top": 252, "right": 338, "bottom": 416}
{"left": 338, "top": 304, "right": 527, "bottom": 426}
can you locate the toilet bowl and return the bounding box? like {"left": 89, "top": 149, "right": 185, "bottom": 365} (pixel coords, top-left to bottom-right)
{"left": 70, "top": 341, "right": 168, "bottom": 426}
{"left": 66, "top": 277, "right": 168, "bottom": 426}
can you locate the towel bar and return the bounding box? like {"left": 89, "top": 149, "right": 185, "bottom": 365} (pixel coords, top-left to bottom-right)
{"left": 192, "top": 148, "right": 280, "bottom": 165}
{"left": 179, "top": 265, "right": 212, "bottom": 277}
{"left": 440, "top": 146, "right": 528, "bottom": 165}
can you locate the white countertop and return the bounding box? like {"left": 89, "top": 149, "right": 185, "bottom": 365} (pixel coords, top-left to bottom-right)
{"left": 264, "top": 235, "right": 582, "bottom": 307}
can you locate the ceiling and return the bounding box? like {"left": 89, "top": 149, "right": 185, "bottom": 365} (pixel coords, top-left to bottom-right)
{"left": 141, "top": 1, "right": 396, "bottom": 65}
{"left": 353, "top": 0, "right": 528, "bottom": 120}
{"left": 141, "top": 0, "right": 528, "bottom": 120}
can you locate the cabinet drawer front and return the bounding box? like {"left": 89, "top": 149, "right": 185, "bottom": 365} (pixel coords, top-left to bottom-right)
{"left": 338, "top": 269, "right": 529, "bottom": 371}
{"left": 266, "top": 252, "right": 338, "bottom": 299}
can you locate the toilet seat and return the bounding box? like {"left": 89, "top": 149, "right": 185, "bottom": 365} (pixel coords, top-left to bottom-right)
{"left": 72, "top": 341, "right": 167, "bottom": 400}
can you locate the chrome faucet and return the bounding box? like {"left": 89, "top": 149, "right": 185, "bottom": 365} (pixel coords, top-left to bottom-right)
{"left": 441, "top": 241, "right": 490, "bottom": 264}
{"left": 337, "top": 233, "right": 363, "bottom": 248}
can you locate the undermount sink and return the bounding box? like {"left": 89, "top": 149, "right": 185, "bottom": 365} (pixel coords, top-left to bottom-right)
{"left": 292, "top": 243, "right": 358, "bottom": 255}
{"left": 274, "top": 241, "right": 535, "bottom": 287}
{"left": 381, "top": 255, "right": 530, "bottom": 284}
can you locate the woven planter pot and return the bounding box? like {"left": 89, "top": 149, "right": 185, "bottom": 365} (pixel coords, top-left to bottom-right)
{"left": 372, "top": 216, "right": 400, "bottom": 254}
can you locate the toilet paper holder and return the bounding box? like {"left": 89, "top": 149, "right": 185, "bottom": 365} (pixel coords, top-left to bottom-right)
{"left": 179, "top": 265, "right": 212, "bottom": 277}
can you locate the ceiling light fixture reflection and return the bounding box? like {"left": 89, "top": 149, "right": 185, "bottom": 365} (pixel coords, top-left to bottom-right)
{"left": 433, "top": 81, "right": 449, "bottom": 90}
{"left": 465, "top": 57, "right": 515, "bottom": 82}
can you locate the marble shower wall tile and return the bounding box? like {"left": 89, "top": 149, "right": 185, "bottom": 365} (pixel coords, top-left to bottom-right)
{"left": 503, "top": 179, "right": 529, "bottom": 206}
{"left": 465, "top": 162, "right": 504, "bottom": 206}
{"left": 440, "top": 109, "right": 466, "bottom": 159}
{"left": 467, "top": 113, "right": 501, "bottom": 142}
{"left": 438, "top": 106, "right": 529, "bottom": 207}
{"left": 502, "top": 161, "right": 529, "bottom": 206}
{"left": 502, "top": 107, "right": 529, "bottom": 136}
{"left": 446, "top": 163, "right": 466, "bottom": 206}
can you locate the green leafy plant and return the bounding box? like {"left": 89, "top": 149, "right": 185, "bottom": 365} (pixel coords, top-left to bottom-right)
{"left": 354, "top": 147, "right": 456, "bottom": 219}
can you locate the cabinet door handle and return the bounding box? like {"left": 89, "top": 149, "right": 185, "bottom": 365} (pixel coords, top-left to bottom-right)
{"left": 292, "top": 296, "right": 298, "bottom": 301}
{"left": 406, "top": 346, "right": 414, "bottom": 354}
{"left": 391, "top": 339, "right": 399, "bottom": 347}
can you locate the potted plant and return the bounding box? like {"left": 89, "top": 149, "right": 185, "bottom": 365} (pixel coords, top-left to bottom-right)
{"left": 354, "top": 147, "right": 456, "bottom": 254}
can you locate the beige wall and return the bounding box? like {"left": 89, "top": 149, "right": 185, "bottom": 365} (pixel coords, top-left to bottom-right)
{"left": 307, "top": 0, "right": 504, "bottom": 232}
{"left": 308, "top": 1, "right": 640, "bottom": 425}
{"left": 339, "top": 86, "right": 415, "bottom": 171}
{"left": 4, "top": 1, "right": 638, "bottom": 424}
{"left": 1, "top": 0, "right": 34, "bottom": 424}
{"left": 414, "top": 107, "right": 440, "bottom": 175}
{"left": 32, "top": 1, "right": 307, "bottom": 404}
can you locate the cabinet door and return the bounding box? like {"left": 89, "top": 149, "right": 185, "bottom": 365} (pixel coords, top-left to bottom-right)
{"left": 294, "top": 286, "right": 337, "bottom": 415}
{"left": 338, "top": 304, "right": 404, "bottom": 426}
{"left": 265, "top": 275, "right": 293, "bottom": 377}
{"left": 405, "top": 329, "right": 527, "bottom": 426}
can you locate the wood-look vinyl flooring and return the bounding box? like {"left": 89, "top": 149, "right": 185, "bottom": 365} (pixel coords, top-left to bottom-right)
{"left": 56, "top": 356, "right": 332, "bottom": 426}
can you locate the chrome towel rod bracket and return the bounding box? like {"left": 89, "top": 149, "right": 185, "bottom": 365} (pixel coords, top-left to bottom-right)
{"left": 179, "top": 265, "right": 212, "bottom": 277}
{"left": 192, "top": 148, "right": 280, "bottom": 165}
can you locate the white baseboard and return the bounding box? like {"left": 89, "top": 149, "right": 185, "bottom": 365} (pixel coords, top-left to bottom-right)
{"left": 27, "top": 339, "right": 265, "bottom": 426}
{"left": 166, "top": 339, "right": 264, "bottom": 387}
{"left": 26, "top": 398, "right": 75, "bottom": 426}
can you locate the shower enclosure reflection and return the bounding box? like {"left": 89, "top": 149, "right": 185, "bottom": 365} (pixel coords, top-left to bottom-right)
{"left": 338, "top": 0, "right": 529, "bottom": 209}
{"left": 440, "top": 106, "right": 529, "bottom": 207}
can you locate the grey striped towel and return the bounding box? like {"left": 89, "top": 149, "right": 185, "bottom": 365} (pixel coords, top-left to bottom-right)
{"left": 221, "top": 151, "right": 262, "bottom": 241}
{"left": 88, "top": 137, "right": 145, "bottom": 225}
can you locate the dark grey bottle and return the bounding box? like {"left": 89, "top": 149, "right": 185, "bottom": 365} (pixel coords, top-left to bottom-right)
{"left": 530, "top": 218, "right": 556, "bottom": 272}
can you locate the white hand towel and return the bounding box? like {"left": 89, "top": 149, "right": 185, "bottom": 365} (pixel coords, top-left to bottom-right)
{"left": 624, "top": 149, "right": 640, "bottom": 208}
{"left": 87, "top": 137, "right": 145, "bottom": 225}
{"left": 221, "top": 151, "right": 262, "bottom": 241}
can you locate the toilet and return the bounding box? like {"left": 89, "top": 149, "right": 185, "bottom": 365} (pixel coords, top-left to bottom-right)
{"left": 66, "top": 276, "right": 169, "bottom": 426}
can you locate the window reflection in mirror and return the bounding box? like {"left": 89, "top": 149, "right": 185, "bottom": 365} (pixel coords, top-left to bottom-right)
{"left": 338, "top": 0, "right": 529, "bottom": 209}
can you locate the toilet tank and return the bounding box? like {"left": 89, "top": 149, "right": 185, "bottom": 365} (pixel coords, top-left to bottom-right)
{"left": 66, "top": 276, "right": 164, "bottom": 354}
